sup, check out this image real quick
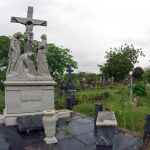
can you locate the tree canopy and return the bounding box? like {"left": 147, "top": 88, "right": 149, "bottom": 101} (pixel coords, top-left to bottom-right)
{"left": 0, "top": 36, "right": 10, "bottom": 67}
{"left": 0, "top": 35, "right": 78, "bottom": 78}
{"left": 47, "top": 44, "right": 77, "bottom": 77}
{"left": 98, "top": 44, "right": 145, "bottom": 81}
{"left": 132, "top": 67, "right": 144, "bottom": 81}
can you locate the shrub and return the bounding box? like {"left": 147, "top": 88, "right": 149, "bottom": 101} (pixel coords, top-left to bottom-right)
{"left": 55, "top": 98, "right": 66, "bottom": 110}
{"left": 133, "top": 82, "right": 147, "bottom": 96}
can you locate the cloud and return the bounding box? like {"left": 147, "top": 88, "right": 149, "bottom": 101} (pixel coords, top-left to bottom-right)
{"left": 1, "top": 0, "right": 150, "bottom": 73}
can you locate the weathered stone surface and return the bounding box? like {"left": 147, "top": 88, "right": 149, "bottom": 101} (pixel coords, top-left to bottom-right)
{"left": 96, "top": 112, "right": 117, "bottom": 126}
{"left": 0, "top": 113, "right": 145, "bottom": 150}
{"left": 36, "top": 34, "right": 50, "bottom": 77}
{"left": 144, "top": 113, "right": 150, "bottom": 133}
{"left": 4, "top": 81, "right": 55, "bottom": 114}
{"left": 0, "top": 134, "right": 9, "bottom": 150}
{"left": 97, "top": 126, "right": 115, "bottom": 147}
{"left": 96, "top": 112, "right": 117, "bottom": 147}
{"left": 16, "top": 115, "right": 43, "bottom": 133}
{"left": 113, "top": 127, "right": 144, "bottom": 150}
{"left": 7, "top": 32, "right": 21, "bottom": 74}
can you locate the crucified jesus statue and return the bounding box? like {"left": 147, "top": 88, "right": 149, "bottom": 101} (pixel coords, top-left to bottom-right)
{"left": 11, "top": 6, "right": 47, "bottom": 53}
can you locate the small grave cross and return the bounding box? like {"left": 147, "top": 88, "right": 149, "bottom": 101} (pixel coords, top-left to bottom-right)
{"left": 66, "top": 66, "right": 73, "bottom": 80}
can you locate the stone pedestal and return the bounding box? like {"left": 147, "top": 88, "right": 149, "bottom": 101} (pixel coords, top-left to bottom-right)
{"left": 4, "top": 80, "right": 55, "bottom": 126}
{"left": 96, "top": 112, "right": 117, "bottom": 149}
{"left": 43, "top": 110, "right": 57, "bottom": 144}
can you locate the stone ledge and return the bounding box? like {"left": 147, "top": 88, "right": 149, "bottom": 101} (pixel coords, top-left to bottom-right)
{"left": 96, "top": 112, "right": 117, "bottom": 126}
{"left": 56, "top": 109, "right": 72, "bottom": 119}
{"left": 0, "top": 115, "right": 4, "bottom": 125}
{"left": 4, "top": 80, "right": 56, "bottom": 86}
{"left": 3, "top": 109, "right": 72, "bottom": 126}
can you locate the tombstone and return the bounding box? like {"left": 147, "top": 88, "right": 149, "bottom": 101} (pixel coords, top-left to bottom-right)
{"left": 4, "top": 6, "right": 55, "bottom": 126}
{"left": 102, "top": 92, "right": 109, "bottom": 100}
{"left": 94, "top": 103, "right": 103, "bottom": 134}
{"left": 144, "top": 114, "right": 150, "bottom": 147}
{"left": 101, "top": 74, "right": 108, "bottom": 87}
{"left": 96, "top": 112, "right": 117, "bottom": 150}
{"left": 65, "top": 66, "right": 77, "bottom": 110}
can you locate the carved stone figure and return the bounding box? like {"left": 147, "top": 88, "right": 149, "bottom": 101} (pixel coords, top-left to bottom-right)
{"left": 11, "top": 6, "right": 47, "bottom": 53}
{"left": 6, "top": 6, "right": 52, "bottom": 81}
{"left": 7, "top": 32, "right": 21, "bottom": 74}
{"left": 36, "top": 34, "right": 50, "bottom": 76}
{"left": 14, "top": 52, "right": 35, "bottom": 78}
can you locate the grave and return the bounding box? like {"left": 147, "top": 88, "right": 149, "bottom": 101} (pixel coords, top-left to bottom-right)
{"left": 65, "top": 66, "right": 77, "bottom": 110}
{"left": 96, "top": 112, "right": 117, "bottom": 149}
{"left": 0, "top": 5, "right": 146, "bottom": 150}
{"left": 3, "top": 6, "right": 55, "bottom": 126}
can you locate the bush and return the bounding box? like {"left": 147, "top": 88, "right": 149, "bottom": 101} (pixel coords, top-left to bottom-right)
{"left": 55, "top": 98, "right": 66, "bottom": 110}
{"left": 133, "top": 82, "right": 147, "bottom": 96}
{"left": 0, "top": 71, "right": 6, "bottom": 91}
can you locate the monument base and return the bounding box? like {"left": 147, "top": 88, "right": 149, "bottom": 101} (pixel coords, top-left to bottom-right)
{"left": 44, "top": 136, "right": 58, "bottom": 144}
{"left": 3, "top": 109, "right": 44, "bottom": 126}
{"left": 3, "top": 108, "right": 72, "bottom": 126}
{"left": 4, "top": 80, "right": 55, "bottom": 126}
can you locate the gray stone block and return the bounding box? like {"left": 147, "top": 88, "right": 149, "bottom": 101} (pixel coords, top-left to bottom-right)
{"left": 96, "top": 112, "right": 117, "bottom": 147}
{"left": 16, "top": 115, "right": 43, "bottom": 133}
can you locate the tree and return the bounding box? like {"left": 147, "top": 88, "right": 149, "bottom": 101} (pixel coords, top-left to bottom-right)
{"left": 0, "top": 36, "right": 10, "bottom": 67}
{"left": 0, "top": 35, "right": 78, "bottom": 79}
{"left": 132, "top": 67, "right": 144, "bottom": 81}
{"left": 47, "top": 43, "right": 78, "bottom": 78}
{"left": 143, "top": 69, "right": 150, "bottom": 83}
{"left": 98, "top": 44, "right": 145, "bottom": 81}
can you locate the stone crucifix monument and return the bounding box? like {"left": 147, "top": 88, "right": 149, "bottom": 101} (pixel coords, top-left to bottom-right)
{"left": 11, "top": 6, "right": 47, "bottom": 53}
{"left": 4, "top": 6, "right": 55, "bottom": 126}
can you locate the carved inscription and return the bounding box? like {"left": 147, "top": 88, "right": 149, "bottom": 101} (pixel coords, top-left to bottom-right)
{"left": 21, "top": 90, "right": 42, "bottom": 101}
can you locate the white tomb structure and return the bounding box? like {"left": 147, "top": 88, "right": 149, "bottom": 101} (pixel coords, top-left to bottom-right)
{"left": 3, "top": 6, "right": 56, "bottom": 126}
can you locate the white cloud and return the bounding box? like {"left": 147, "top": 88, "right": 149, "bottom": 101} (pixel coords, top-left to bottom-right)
{"left": 1, "top": 0, "right": 150, "bottom": 73}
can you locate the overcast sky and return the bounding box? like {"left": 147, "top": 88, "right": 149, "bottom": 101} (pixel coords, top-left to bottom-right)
{"left": 1, "top": 0, "right": 150, "bottom": 73}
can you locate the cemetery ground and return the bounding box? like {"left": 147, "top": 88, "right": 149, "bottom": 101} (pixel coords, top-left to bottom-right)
{"left": 55, "top": 83, "right": 150, "bottom": 136}
{"left": 0, "top": 83, "right": 149, "bottom": 149}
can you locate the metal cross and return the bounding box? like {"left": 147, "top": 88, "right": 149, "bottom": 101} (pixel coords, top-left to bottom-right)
{"left": 66, "top": 66, "right": 73, "bottom": 80}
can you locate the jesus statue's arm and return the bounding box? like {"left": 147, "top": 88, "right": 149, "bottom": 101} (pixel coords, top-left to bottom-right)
{"left": 11, "top": 17, "right": 27, "bottom": 25}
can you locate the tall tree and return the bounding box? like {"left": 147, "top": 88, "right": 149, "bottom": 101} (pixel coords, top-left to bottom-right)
{"left": 98, "top": 44, "right": 145, "bottom": 81}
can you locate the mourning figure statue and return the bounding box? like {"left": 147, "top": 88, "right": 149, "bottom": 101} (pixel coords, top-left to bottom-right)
{"left": 14, "top": 52, "right": 36, "bottom": 78}
{"left": 7, "top": 32, "right": 22, "bottom": 74}
{"left": 36, "top": 34, "right": 50, "bottom": 76}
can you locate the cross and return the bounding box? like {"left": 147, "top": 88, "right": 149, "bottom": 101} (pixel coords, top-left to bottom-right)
{"left": 66, "top": 66, "right": 73, "bottom": 80}
{"left": 11, "top": 6, "right": 47, "bottom": 53}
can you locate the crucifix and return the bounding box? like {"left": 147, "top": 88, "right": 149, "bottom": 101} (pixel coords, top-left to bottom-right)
{"left": 11, "top": 6, "right": 47, "bottom": 53}
{"left": 66, "top": 66, "right": 73, "bottom": 81}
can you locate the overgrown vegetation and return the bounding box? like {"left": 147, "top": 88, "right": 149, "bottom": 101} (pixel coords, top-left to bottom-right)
{"left": 0, "top": 90, "right": 5, "bottom": 113}
{"left": 133, "top": 82, "right": 147, "bottom": 96}
{"left": 55, "top": 84, "right": 150, "bottom": 135}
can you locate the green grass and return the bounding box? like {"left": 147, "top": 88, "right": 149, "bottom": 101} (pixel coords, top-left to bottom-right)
{"left": 73, "top": 84, "right": 150, "bottom": 135}
{"left": 73, "top": 103, "right": 95, "bottom": 117}
{"left": 55, "top": 97, "right": 66, "bottom": 110}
